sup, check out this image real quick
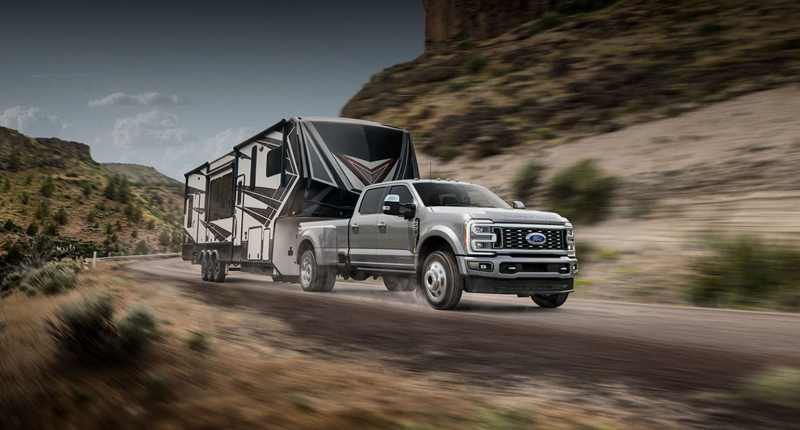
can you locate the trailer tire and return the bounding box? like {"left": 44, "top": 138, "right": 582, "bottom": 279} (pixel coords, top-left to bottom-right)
{"left": 420, "top": 250, "right": 463, "bottom": 310}
{"left": 201, "top": 254, "right": 210, "bottom": 282}
{"left": 531, "top": 293, "right": 569, "bottom": 308}
{"left": 212, "top": 256, "right": 227, "bottom": 283}
{"left": 299, "top": 249, "right": 335, "bottom": 292}
{"left": 384, "top": 276, "right": 415, "bottom": 292}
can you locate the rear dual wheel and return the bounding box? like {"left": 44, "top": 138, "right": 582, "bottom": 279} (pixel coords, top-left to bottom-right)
{"left": 200, "top": 254, "right": 226, "bottom": 283}
{"left": 299, "top": 249, "right": 336, "bottom": 292}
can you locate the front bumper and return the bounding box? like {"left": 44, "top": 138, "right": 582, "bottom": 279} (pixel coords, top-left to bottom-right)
{"left": 457, "top": 255, "right": 577, "bottom": 295}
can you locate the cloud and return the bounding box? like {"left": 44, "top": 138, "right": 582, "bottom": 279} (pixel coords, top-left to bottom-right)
{"left": 111, "top": 109, "right": 193, "bottom": 148}
{"left": 0, "top": 106, "right": 73, "bottom": 137}
{"left": 203, "top": 127, "right": 253, "bottom": 155}
{"left": 89, "top": 92, "right": 191, "bottom": 107}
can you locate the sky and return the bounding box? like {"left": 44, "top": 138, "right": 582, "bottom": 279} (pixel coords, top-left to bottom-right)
{"left": 0, "top": 0, "right": 425, "bottom": 179}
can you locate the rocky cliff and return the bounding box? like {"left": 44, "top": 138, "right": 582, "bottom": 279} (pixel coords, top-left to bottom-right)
{"left": 423, "top": 0, "right": 559, "bottom": 49}
{"left": 0, "top": 126, "right": 92, "bottom": 171}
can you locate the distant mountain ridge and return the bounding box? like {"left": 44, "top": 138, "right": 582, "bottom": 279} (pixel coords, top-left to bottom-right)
{"left": 102, "top": 163, "right": 182, "bottom": 186}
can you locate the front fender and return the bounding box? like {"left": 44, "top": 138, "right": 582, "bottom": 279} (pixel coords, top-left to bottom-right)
{"left": 420, "top": 224, "right": 467, "bottom": 256}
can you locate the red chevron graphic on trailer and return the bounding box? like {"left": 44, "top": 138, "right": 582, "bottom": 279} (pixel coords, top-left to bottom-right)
{"left": 339, "top": 154, "right": 394, "bottom": 185}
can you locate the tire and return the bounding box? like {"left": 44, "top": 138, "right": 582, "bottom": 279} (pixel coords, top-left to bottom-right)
{"left": 384, "top": 276, "right": 415, "bottom": 292}
{"left": 212, "top": 256, "right": 227, "bottom": 283}
{"left": 420, "top": 250, "right": 463, "bottom": 310}
{"left": 531, "top": 293, "right": 569, "bottom": 308}
{"left": 299, "top": 249, "right": 336, "bottom": 292}
{"left": 201, "top": 254, "right": 210, "bottom": 281}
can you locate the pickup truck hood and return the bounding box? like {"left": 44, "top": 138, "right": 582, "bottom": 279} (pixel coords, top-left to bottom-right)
{"left": 428, "top": 207, "right": 568, "bottom": 224}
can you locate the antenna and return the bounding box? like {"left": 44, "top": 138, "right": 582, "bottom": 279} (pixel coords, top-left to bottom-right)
{"left": 429, "top": 162, "right": 432, "bottom": 182}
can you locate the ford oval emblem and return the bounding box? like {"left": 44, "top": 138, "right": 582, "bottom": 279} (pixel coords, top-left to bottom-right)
{"left": 525, "top": 232, "right": 547, "bottom": 245}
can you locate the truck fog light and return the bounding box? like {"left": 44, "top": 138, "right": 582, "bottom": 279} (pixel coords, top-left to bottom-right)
{"left": 475, "top": 242, "right": 484, "bottom": 249}
{"left": 467, "top": 261, "right": 493, "bottom": 272}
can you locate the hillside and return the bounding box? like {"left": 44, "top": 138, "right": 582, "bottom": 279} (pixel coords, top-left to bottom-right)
{"left": 344, "top": 0, "right": 800, "bottom": 162}
{"left": 0, "top": 126, "right": 183, "bottom": 259}
{"left": 102, "top": 163, "right": 181, "bottom": 186}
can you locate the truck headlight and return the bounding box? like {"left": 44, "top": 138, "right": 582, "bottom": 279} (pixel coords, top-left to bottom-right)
{"left": 465, "top": 220, "right": 495, "bottom": 254}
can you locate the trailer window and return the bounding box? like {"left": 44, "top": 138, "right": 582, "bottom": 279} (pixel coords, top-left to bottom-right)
{"left": 186, "top": 196, "right": 193, "bottom": 228}
{"left": 208, "top": 172, "right": 233, "bottom": 221}
{"left": 266, "top": 149, "right": 281, "bottom": 177}
{"left": 250, "top": 146, "right": 258, "bottom": 189}
{"left": 358, "top": 187, "right": 385, "bottom": 215}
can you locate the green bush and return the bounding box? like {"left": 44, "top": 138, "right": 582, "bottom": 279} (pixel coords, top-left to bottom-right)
{"left": 21, "top": 191, "right": 29, "bottom": 205}
{"left": 40, "top": 176, "right": 55, "bottom": 198}
{"left": 187, "top": 330, "right": 210, "bottom": 352}
{"left": 109, "top": 263, "right": 121, "bottom": 271}
{"left": 54, "top": 207, "right": 69, "bottom": 225}
{"left": 743, "top": 366, "right": 800, "bottom": 409}
{"left": 43, "top": 223, "right": 58, "bottom": 237}
{"left": 466, "top": 54, "right": 488, "bottom": 74}
{"left": 118, "top": 304, "right": 159, "bottom": 352}
{"left": 146, "top": 219, "right": 156, "bottom": 230}
{"left": 26, "top": 261, "right": 78, "bottom": 294}
{"left": 34, "top": 200, "right": 51, "bottom": 221}
{"left": 19, "top": 282, "right": 37, "bottom": 297}
{"left": 544, "top": 159, "right": 616, "bottom": 224}
{"left": 512, "top": 163, "right": 543, "bottom": 201}
{"left": 3, "top": 219, "right": 19, "bottom": 232}
{"left": 687, "top": 236, "right": 800, "bottom": 309}
{"left": 135, "top": 240, "right": 149, "bottom": 255}
{"left": 1, "top": 272, "right": 23, "bottom": 292}
{"left": 45, "top": 294, "right": 118, "bottom": 362}
{"left": 433, "top": 146, "right": 460, "bottom": 162}
{"left": 26, "top": 222, "right": 39, "bottom": 236}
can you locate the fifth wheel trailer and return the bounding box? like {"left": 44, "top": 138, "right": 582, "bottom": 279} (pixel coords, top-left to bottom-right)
{"left": 181, "top": 117, "right": 420, "bottom": 282}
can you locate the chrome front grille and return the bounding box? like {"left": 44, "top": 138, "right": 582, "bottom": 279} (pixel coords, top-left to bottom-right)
{"left": 499, "top": 227, "right": 565, "bottom": 250}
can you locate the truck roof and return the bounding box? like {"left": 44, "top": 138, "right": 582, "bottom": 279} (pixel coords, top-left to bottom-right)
{"left": 363, "top": 178, "right": 485, "bottom": 189}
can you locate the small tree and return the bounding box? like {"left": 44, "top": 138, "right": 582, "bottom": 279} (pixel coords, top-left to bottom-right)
{"left": 135, "top": 240, "right": 150, "bottom": 255}
{"left": 115, "top": 220, "right": 123, "bottom": 232}
{"left": 87, "top": 212, "right": 96, "bottom": 223}
{"left": 544, "top": 159, "right": 617, "bottom": 224}
{"left": 40, "top": 176, "right": 55, "bottom": 198}
{"left": 43, "top": 223, "right": 58, "bottom": 237}
{"left": 21, "top": 191, "right": 29, "bottom": 205}
{"left": 53, "top": 207, "right": 69, "bottom": 225}
{"left": 34, "top": 201, "right": 51, "bottom": 221}
{"left": 146, "top": 219, "right": 156, "bottom": 230}
{"left": 26, "top": 221, "right": 39, "bottom": 236}
{"left": 82, "top": 182, "right": 92, "bottom": 197}
{"left": 158, "top": 231, "right": 171, "bottom": 249}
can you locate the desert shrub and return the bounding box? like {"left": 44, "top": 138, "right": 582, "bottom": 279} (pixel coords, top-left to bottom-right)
{"left": 512, "top": 163, "right": 542, "bottom": 201}
{"left": 433, "top": 146, "right": 460, "bottom": 162}
{"left": 1, "top": 271, "right": 23, "bottom": 292}
{"left": 158, "top": 231, "right": 171, "bottom": 248}
{"left": 96, "top": 201, "right": 107, "bottom": 212}
{"left": 19, "top": 282, "right": 37, "bottom": 296}
{"left": 135, "top": 240, "right": 149, "bottom": 255}
{"left": 43, "top": 223, "right": 58, "bottom": 237}
{"left": 544, "top": 159, "right": 616, "bottom": 224}
{"left": 3, "top": 219, "right": 19, "bottom": 232}
{"left": 687, "top": 236, "right": 800, "bottom": 309}
{"left": 743, "top": 366, "right": 800, "bottom": 409}
{"left": 146, "top": 219, "right": 156, "bottom": 230}
{"left": 82, "top": 182, "right": 92, "bottom": 197}
{"left": 34, "top": 200, "right": 51, "bottom": 221}
{"left": 54, "top": 259, "right": 81, "bottom": 274}
{"left": 466, "top": 54, "right": 488, "bottom": 74}
{"left": 109, "top": 263, "right": 121, "bottom": 271}
{"left": 26, "top": 221, "right": 39, "bottom": 236}
{"left": 53, "top": 207, "right": 68, "bottom": 225}
{"left": 131, "top": 229, "right": 138, "bottom": 238}
{"left": 40, "top": 176, "right": 55, "bottom": 198}
{"left": 534, "top": 128, "right": 558, "bottom": 140}
{"left": 187, "top": 330, "right": 210, "bottom": 352}
{"left": 25, "top": 233, "right": 55, "bottom": 267}
{"left": 21, "top": 191, "right": 29, "bottom": 205}
{"left": 124, "top": 202, "right": 143, "bottom": 223}
{"left": 556, "top": 0, "right": 618, "bottom": 15}
{"left": 87, "top": 212, "right": 96, "bottom": 223}
{"left": 115, "top": 220, "right": 123, "bottom": 232}
{"left": 117, "top": 304, "right": 159, "bottom": 352}
{"left": 46, "top": 294, "right": 118, "bottom": 362}
{"left": 26, "top": 261, "right": 77, "bottom": 294}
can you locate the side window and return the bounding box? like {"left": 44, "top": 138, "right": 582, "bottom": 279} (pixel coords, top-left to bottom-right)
{"left": 250, "top": 146, "right": 258, "bottom": 189}
{"left": 358, "top": 188, "right": 385, "bottom": 215}
{"left": 389, "top": 185, "right": 413, "bottom": 213}
{"left": 266, "top": 149, "right": 281, "bottom": 177}
{"left": 186, "top": 196, "right": 193, "bottom": 228}
{"left": 208, "top": 172, "right": 233, "bottom": 221}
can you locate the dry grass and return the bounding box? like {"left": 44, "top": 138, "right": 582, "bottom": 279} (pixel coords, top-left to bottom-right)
{"left": 0, "top": 263, "right": 726, "bottom": 429}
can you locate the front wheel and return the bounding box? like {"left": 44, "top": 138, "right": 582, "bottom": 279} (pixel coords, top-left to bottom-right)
{"left": 420, "top": 251, "right": 463, "bottom": 310}
{"left": 299, "top": 249, "right": 336, "bottom": 292}
{"left": 531, "top": 293, "right": 569, "bottom": 308}
{"left": 384, "top": 276, "right": 415, "bottom": 292}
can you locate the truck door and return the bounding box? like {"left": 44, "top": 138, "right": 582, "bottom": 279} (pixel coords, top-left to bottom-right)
{"left": 376, "top": 185, "right": 416, "bottom": 272}
{"left": 348, "top": 186, "right": 385, "bottom": 266}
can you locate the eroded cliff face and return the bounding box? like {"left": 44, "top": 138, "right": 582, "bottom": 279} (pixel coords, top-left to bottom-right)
{"left": 0, "top": 126, "right": 92, "bottom": 171}
{"left": 423, "top": 0, "right": 557, "bottom": 49}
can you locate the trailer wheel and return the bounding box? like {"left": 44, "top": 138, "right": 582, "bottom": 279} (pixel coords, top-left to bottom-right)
{"left": 383, "top": 276, "right": 415, "bottom": 292}
{"left": 212, "top": 256, "right": 227, "bottom": 283}
{"left": 531, "top": 293, "right": 569, "bottom": 308}
{"left": 299, "top": 249, "right": 335, "bottom": 292}
{"left": 420, "top": 250, "right": 463, "bottom": 310}
{"left": 201, "top": 254, "right": 210, "bottom": 281}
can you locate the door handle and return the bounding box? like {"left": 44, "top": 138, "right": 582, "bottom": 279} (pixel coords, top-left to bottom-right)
{"left": 377, "top": 222, "right": 387, "bottom": 228}
{"left": 350, "top": 223, "right": 359, "bottom": 230}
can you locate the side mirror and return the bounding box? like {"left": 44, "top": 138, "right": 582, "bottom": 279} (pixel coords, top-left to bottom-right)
{"left": 382, "top": 195, "right": 401, "bottom": 216}
{"left": 513, "top": 201, "right": 525, "bottom": 209}
{"left": 403, "top": 203, "right": 416, "bottom": 220}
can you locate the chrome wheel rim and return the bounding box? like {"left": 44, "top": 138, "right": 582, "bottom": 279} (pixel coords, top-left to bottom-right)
{"left": 424, "top": 260, "right": 447, "bottom": 301}
{"left": 301, "top": 256, "right": 313, "bottom": 287}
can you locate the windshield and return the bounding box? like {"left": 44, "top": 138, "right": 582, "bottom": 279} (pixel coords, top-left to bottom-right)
{"left": 413, "top": 182, "right": 510, "bottom": 208}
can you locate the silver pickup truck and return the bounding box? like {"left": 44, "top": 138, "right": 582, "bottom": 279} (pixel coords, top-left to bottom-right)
{"left": 296, "top": 179, "right": 578, "bottom": 310}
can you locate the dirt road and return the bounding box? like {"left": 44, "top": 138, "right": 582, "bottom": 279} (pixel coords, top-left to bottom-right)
{"left": 128, "top": 258, "right": 800, "bottom": 427}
